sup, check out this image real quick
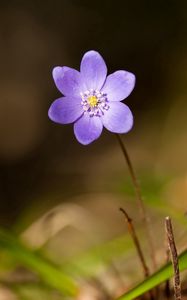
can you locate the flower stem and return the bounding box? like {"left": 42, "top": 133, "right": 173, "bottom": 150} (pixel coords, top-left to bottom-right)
{"left": 116, "top": 134, "right": 156, "bottom": 271}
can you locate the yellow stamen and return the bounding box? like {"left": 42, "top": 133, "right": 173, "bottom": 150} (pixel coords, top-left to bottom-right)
{"left": 87, "top": 96, "right": 98, "bottom": 107}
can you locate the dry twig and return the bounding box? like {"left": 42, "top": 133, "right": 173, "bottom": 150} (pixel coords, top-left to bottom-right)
{"left": 164, "top": 246, "right": 171, "bottom": 299}
{"left": 165, "top": 216, "right": 182, "bottom": 300}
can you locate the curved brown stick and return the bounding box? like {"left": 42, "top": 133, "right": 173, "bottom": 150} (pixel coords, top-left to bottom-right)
{"left": 116, "top": 134, "right": 156, "bottom": 270}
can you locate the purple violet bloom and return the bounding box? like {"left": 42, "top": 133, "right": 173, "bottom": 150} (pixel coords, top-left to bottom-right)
{"left": 48, "top": 50, "right": 135, "bottom": 145}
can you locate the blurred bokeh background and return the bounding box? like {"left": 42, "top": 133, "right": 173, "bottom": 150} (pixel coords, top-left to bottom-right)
{"left": 0, "top": 1, "right": 187, "bottom": 299}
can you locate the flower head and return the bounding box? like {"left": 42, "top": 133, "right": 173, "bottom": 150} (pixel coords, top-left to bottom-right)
{"left": 48, "top": 50, "right": 135, "bottom": 145}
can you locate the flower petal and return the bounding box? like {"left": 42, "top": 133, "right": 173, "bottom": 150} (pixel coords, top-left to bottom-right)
{"left": 74, "top": 114, "right": 103, "bottom": 145}
{"left": 48, "top": 97, "right": 83, "bottom": 124}
{"left": 102, "top": 71, "right": 135, "bottom": 101}
{"left": 102, "top": 102, "right": 133, "bottom": 133}
{"left": 80, "top": 50, "right": 107, "bottom": 91}
{"left": 52, "top": 67, "right": 86, "bottom": 96}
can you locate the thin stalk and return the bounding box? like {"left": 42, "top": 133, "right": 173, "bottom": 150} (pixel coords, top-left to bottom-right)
{"left": 116, "top": 134, "right": 156, "bottom": 271}
{"left": 119, "top": 207, "right": 150, "bottom": 278}
{"left": 120, "top": 208, "right": 155, "bottom": 300}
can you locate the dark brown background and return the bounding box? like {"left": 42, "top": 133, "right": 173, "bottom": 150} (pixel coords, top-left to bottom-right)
{"left": 0, "top": 0, "right": 187, "bottom": 227}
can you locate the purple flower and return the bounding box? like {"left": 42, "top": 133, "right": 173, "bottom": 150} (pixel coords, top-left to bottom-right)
{"left": 48, "top": 50, "right": 135, "bottom": 145}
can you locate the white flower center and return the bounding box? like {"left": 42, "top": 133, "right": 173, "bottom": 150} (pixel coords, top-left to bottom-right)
{"left": 80, "top": 89, "right": 109, "bottom": 117}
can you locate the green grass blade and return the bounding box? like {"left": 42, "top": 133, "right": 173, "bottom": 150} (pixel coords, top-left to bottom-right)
{"left": 117, "top": 249, "right": 187, "bottom": 300}
{"left": 0, "top": 229, "right": 78, "bottom": 296}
